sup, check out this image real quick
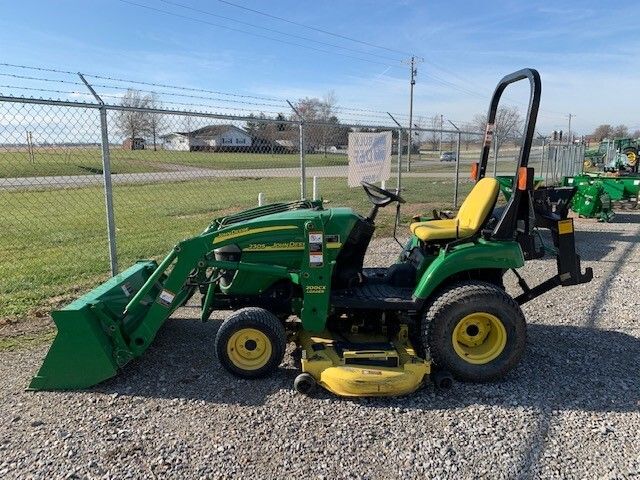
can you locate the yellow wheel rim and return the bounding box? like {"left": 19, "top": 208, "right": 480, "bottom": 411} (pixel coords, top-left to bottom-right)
{"left": 584, "top": 159, "right": 593, "bottom": 169}
{"left": 226, "top": 328, "right": 272, "bottom": 371}
{"left": 452, "top": 312, "right": 507, "bottom": 365}
{"left": 626, "top": 151, "right": 637, "bottom": 166}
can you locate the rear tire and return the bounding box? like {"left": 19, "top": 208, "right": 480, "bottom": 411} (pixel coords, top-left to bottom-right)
{"left": 422, "top": 281, "right": 526, "bottom": 382}
{"left": 215, "top": 307, "right": 286, "bottom": 379}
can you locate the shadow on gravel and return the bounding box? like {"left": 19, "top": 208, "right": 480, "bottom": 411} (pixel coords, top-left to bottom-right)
{"left": 95, "top": 319, "right": 639, "bottom": 413}
{"left": 95, "top": 316, "right": 298, "bottom": 407}
{"left": 573, "top": 226, "right": 640, "bottom": 262}
{"left": 609, "top": 212, "right": 640, "bottom": 224}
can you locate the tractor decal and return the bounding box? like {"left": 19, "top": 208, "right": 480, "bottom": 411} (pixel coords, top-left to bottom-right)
{"left": 212, "top": 225, "right": 298, "bottom": 244}
{"left": 244, "top": 242, "right": 304, "bottom": 251}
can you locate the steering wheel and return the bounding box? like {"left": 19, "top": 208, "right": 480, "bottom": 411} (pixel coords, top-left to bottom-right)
{"left": 361, "top": 181, "right": 405, "bottom": 207}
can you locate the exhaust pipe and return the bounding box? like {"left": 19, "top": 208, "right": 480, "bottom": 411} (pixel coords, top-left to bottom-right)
{"left": 432, "top": 370, "right": 454, "bottom": 390}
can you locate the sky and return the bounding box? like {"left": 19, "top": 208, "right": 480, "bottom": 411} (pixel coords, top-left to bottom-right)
{"left": 0, "top": 0, "right": 638, "bottom": 134}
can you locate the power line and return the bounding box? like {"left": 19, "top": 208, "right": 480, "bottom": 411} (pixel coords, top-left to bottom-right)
{"left": 160, "top": 0, "right": 403, "bottom": 63}
{"left": 117, "top": 0, "right": 400, "bottom": 69}
{"left": 212, "top": 0, "right": 412, "bottom": 57}
{"left": 212, "top": 0, "right": 566, "bottom": 119}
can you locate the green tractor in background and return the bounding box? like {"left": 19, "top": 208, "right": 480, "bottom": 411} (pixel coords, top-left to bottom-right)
{"left": 564, "top": 138, "right": 640, "bottom": 222}
{"left": 584, "top": 137, "right": 639, "bottom": 173}
{"left": 30, "top": 69, "right": 592, "bottom": 398}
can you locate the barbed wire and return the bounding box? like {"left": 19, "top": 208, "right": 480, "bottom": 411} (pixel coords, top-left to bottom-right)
{"left": 0, "top": 63, "right": 485, "bottom": 128}
{"left": 0, "top": 72, "right": 85, "bottom": 86}
{"left": 0, "top": 85, "right": 401, "bottom": 125}
{"left": 0, "top": 62, "right": 448, "bottom": 121}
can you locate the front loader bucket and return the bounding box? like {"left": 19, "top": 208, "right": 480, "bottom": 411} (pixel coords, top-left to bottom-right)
{"left": 29, "top": 260, "right": 160, "bottom": 391}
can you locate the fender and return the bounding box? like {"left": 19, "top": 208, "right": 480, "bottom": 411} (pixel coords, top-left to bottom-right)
{"left": 413, "top": 239, "right": 524, "bottom": 300}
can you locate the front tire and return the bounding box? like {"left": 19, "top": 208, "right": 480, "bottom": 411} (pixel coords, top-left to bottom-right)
{"left": 215, "top": 307, "right": 286, "bottom": 378}
{"left": 422, "top": 281, "right": 526, "bottom": 382}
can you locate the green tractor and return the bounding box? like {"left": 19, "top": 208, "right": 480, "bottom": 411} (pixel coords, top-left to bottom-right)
{"left": 31, "top": 69, "right": 592, "bottom": 397}
{"left": 584, "top": 138, "right": 639, "bottom": 173}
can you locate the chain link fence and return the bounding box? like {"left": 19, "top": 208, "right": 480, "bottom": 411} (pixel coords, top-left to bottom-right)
{"left": 1, "top": 72, "right": 575, "bottom": 324}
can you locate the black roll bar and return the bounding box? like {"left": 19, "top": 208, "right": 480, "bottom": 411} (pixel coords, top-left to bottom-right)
{"left": 477, "top": 68, "right": 541, "bottom": 180}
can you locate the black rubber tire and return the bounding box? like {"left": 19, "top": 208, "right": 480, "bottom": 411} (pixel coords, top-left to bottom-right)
{"left": 294, "top": 373, "right": 317, "bottom": 395}
{"left": 422, "top": 281, "right": 526, "bottom": 382}
{"left": 215, "top": 307, "right": 286, "bottom": 379}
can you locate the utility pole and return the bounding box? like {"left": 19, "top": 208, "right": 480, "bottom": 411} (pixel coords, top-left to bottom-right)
{"left": 447, "top": 119, "right": 461, "bottom": 208}
{"left": 404, "top": 55, "right": 423, "bottom": 173}
{"left": 567, "top": 113, "right": 572, "bottom": 145}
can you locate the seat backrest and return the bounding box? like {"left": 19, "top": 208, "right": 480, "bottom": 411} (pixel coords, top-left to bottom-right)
{"left": 456, "top": 177, "right": 500, "bottom": 232}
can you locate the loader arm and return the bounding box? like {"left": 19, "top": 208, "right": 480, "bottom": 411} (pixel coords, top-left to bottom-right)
{"left": 30, "top": 213, "right": 336, "bottom": 390}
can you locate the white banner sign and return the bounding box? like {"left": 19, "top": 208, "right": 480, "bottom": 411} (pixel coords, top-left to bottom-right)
{"left": 347, "top": 131, "right": 392, "bottom": 187}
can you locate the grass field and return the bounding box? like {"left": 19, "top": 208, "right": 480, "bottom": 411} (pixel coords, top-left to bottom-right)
{"left": 0, "top": 146, "right": 539, "bottom": 178}
{"left": 0, "top": 176, "right": 473, "bottom": 320}
{"left": 0, "top": 148, "right": 350, "bottom": 178}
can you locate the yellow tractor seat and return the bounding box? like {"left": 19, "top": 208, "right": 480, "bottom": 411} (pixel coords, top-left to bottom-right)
{"left": 410, "top": 177, "right": 500, "bottom": 242}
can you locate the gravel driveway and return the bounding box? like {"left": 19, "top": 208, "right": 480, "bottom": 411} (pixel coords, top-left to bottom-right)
{"left": 1, "top": 214, "right": 639, "bottom": 479}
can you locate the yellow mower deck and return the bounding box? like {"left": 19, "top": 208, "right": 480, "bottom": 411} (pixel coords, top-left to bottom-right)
{"left": 298, "top": 328, "right": 430, "bottom": 397}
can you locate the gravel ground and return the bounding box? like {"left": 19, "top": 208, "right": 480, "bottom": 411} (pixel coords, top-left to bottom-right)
{"left": 1, "top": 213, "right": 639, "bottom": 479}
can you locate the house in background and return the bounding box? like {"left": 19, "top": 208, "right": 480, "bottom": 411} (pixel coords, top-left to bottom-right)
{"left": 161, "top": 125, "right": 252, "bottom": 151}
{"left": 122, "top": 137, "right": 145, "bottom": 150}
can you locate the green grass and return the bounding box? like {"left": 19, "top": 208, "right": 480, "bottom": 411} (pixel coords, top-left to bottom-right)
{"left": 0, "top": 148, "right": 349, "bottom": 178}
{"left": 0, "top": 148, "right": 159, "bottom": 177}
{"left": 0, "top": 329, "right": 56, "bottom": 351}
{"left": 0, "top": 176, "right": 472, "bottom": 320}
{"left": 109, "top": 150, "right": 349, "bottom": 170}
{"left": 0, "top": 146, "right": 534, "bottom": 179}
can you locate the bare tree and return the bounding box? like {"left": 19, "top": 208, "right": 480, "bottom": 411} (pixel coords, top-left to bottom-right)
{"left": 293, "top": 92, "right": 342, "bottom": 154}
{"left": 592, "top": 124, "right": 613, "bottom": 141}
{"left": 612, "top": 124, "right": 629, "bottom": 138}
{"left": 318, "top": 91, "right": 338, "bottom": 157}
{"left": 632, "top": 129, "right": 640, "bottom": 139}
{"left": 146, "top": 93, "right": 166, "bottom": 151}
{"left": 473, "top": 106, "right": 522, "bottom": 156}
{"left": 427, "top": 114, "right": 440, "bottom": 151}
{"left": 461, "top": 122, "right": 478, "bottom": 150}
{"left": 115, "top": 89, "right": 151, "bottom": 148}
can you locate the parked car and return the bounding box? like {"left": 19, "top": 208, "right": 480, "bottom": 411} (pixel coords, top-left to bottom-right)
{"left": 440, "top": 151, "right": 457, "bottom": 162}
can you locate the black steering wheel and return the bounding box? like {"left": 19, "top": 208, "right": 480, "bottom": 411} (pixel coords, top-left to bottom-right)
{"left": 361, "top": 181, "right": 405, "bottom": 207}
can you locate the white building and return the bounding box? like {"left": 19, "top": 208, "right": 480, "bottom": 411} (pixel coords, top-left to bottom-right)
{"left": 161, "top": 125, "right": 252, "bottom": 151}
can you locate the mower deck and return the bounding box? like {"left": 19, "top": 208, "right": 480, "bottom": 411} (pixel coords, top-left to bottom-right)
{"left": 298, "top": 329, "right": 430, "bottom": 397}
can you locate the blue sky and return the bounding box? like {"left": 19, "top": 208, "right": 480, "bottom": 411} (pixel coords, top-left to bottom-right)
{"left": 0, "top": 0, "right": 638, "bottom": 133}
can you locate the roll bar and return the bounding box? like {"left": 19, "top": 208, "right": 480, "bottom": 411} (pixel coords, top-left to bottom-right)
{"left": 476, "top": 68, "right": 541, "bottom": 180}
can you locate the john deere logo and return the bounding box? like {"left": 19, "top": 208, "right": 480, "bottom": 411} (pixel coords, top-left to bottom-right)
{"left": 244, "top": 242, "right": 304, "bottom": 251}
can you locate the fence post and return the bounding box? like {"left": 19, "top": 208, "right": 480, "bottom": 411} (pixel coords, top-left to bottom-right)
{"left": 287, "top": 100, "right": 306, "bottom": 200}
{"left": 299, "top": 122, "right": 306, "bottom": 199}
{"left": 540, "top": 138, "right": 546, "bottom": 182}
{"left": 396, "top": 129, "right": 402, "bottom": 193}
{"left": 446, "top": 120, "right": 462, "bottom": 209}
{"left": 454, "top": 132, "right": 461, "bottom": 208}
{"left": 78, "top": 73, "right": 118, "bottom": 275}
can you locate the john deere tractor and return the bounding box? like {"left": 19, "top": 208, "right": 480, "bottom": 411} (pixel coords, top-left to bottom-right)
{"left": 31, "top": 69, "right": 592, "bottom": 397}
